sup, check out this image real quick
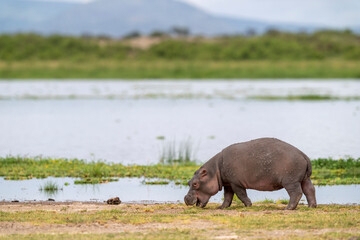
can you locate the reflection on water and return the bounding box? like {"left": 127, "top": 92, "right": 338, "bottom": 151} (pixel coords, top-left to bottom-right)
{"left": 0, "top": 177, "right": 359, "bottom": 204}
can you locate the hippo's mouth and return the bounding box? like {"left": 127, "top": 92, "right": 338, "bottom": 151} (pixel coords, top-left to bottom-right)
{"left": 184, "top": 194, "right": 209, "bottom": 208}
{"left": 196, "top": 199, "right": 201, "bottom": 207}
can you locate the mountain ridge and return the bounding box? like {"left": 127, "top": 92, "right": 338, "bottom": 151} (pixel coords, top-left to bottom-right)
{"left": 0, "top": 0, "right": 352, "bottom": 36}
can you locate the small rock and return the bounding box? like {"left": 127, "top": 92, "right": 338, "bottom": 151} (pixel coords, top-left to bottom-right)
{"left": 107, "top": 197, "right": 121, "bottom": 205}
{"left": 47, "top": 198, "right": 55, "bottom": 201}
{"left": 11, "top": 200, "right": 19, "bottom": 203}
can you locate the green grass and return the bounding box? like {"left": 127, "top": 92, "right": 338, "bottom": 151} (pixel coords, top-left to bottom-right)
{"left": 0, "top": 204, "right": 358, "bottom": 226}
{"left": 0, "top": 203, "right": 359, "bottom": 239}
{"left": 276, "top": 199, "right": 290, "bottom": 205}
{"left": 1, "top": 232, "right": 359, "bottom": 240}
{"left": 1, "top": 59, "right": 360, "bottom": 79}
{"left": 254, "top": 198, "right": 275, "bottom": 204}
{"left": 0, "top": 156, "right": 359, "bottom": 186}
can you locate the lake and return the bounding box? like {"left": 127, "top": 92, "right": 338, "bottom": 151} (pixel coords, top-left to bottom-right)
{"left": 1, "top": 177, "right": 359, "bottom": 204}
{"left": 1, "top": 80, "right": 360, "bottom": 164}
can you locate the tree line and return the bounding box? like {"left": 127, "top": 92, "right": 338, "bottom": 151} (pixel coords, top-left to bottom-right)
{"left": 0, "top": 30, "right": 359, "bottom": 61}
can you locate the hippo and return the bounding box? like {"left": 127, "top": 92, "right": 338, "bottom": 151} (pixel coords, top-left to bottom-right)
{"left": 184, "top": 138, "right": 317, "bottom": 210}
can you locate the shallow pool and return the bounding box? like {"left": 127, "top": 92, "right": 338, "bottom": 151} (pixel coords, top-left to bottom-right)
{"left": 1, "top": 177, "right": 358, "bottom": 205}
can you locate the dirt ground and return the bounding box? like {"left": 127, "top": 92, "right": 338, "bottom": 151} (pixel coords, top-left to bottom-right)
{"left": 0, "top": 201, "right": 359, "bottom": 239}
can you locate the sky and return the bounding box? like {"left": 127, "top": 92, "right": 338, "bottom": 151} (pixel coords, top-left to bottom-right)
{"left": 40, "top": 0, "right": 360, "bottom": 28}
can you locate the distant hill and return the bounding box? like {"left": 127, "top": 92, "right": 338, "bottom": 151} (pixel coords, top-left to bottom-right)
{"left": 0, "top": 0, "right": 345, "bottom": 37}
{"left": 0, "top": 0, "right": 79, "bottom": 33}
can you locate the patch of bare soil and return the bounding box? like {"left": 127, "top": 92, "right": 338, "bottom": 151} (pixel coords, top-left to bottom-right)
{"left": 236, "top": 229, "right": 360, "bottom": 240}
{"left": 0, "top": 202, "right": 221, "bottom": 235}
{"left": 0, "top": 202, "right": 359, "bottom": 238}
{"left": 0, "top": 201, "right": 119, "bottom": 213}
{"left": 0, "top": 221, "right": 215, "bottom": 235}
{"left": 125, "top": 36, "right": 163, "bottom": 49}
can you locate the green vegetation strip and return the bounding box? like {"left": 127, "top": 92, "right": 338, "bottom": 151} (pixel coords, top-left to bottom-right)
{"left": 0, "top": 156, "right": 359, "bottom": 186}
{"left": 1, "top": 31, "right": 360, "bottom": 78}
{"left": 249, "top": 95, "right": 360, "bottom": 101}
{"left": 1, "top": 59, "right": 360, "bottom": 79}
{"left": 2, "top": 31, "right": 360, "bottom": 61}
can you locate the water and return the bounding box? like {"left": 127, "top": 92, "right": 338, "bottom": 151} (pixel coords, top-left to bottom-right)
{"left": 1, "top": 80, "right": 360, "bottom": 100}
{"left": 1, "top": 177, "right": 358, "bottom": 204}
{"left": 1, "top": 80, "right": 359, "bottom": 204}
{"left": 1, "top": 81, "right": 360, "bottom": 163}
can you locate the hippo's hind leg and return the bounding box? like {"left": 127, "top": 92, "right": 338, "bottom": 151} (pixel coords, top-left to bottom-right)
{"left": 284, "top": 182, "right": 303, "bottom": 210}
{"left": 301, "top": 177, "right": 317, "bottom": 208}
{"left": 230, "top": 184, "right": 252, "bottom": 207}
{"left": 218, "top": 186, "right": 234, "bottom": 209}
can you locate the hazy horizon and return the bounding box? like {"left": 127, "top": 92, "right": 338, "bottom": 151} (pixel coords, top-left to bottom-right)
{"left": 33, "top": 0, "right": 360, "bottom": 28}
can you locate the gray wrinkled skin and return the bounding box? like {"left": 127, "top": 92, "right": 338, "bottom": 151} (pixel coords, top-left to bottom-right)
{"left": 184, "top": 138, "right": 317, "bottom": 210}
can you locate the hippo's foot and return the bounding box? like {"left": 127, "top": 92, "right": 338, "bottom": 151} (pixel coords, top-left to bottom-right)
{"left": 301, "top": 178, "right": 317, "bottom": 209}
{"left": 284, "top": 205, "right": 297, "bottom": 210}
{"left": 243, "top": 201, "right": 252, "bottom": 207}
{"left": 219, "top": 186, "right": 234, "bottom": 209}
{"left": 231, "top": 184, "right": 252, "bottom": 208}
{"left": 218, "top": 202, "right": 232, "bottom": 209}
{"left": 308, "top": 203, "right": 317, "bottom": 208}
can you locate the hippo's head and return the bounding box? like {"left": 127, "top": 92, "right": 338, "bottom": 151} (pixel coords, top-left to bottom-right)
{"left": 184, "top": 167, "right": 220, "bottom": 208}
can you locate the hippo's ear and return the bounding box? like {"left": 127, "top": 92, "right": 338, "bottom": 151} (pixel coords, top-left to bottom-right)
{"left": 200, "top": 169, "right": 207, "bottom": 178}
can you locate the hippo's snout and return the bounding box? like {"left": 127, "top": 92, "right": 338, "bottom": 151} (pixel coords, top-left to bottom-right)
{"left": 184, "top": 194, "right": 197, "bottom": 206}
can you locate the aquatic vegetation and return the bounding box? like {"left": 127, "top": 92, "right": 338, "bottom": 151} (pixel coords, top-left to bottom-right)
{"left": 159, "top": 139, "right": 197, "bottom": 165}
{"left": 249, "top": 95, "right": 360, "bottom": 101}
{"left": 143, "top": 180, "right": 170, "bottom": 185}
{"left": 175, "top": 180, "right": 188, "bottom": 185}
{"left": 0, "top": 156, "right": 359, "bottom": 186}
{"left": 74, "top": 178, "right": 118, "bottom": 184}
{"left": 39, "top": 180, "right": 62, "bottom": 194}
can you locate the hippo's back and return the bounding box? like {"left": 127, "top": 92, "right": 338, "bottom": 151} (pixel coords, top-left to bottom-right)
{"left": 221, "top": 138, "right": 309, "bottom": 190}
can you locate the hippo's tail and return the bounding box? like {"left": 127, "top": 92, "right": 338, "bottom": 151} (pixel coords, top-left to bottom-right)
{"left": 302, "top": 152, "right": 312, "bottom": 178}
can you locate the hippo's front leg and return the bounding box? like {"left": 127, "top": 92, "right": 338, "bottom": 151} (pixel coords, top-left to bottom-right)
{"left": 218, "top": 186, "right": 234, "bottom": 209}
